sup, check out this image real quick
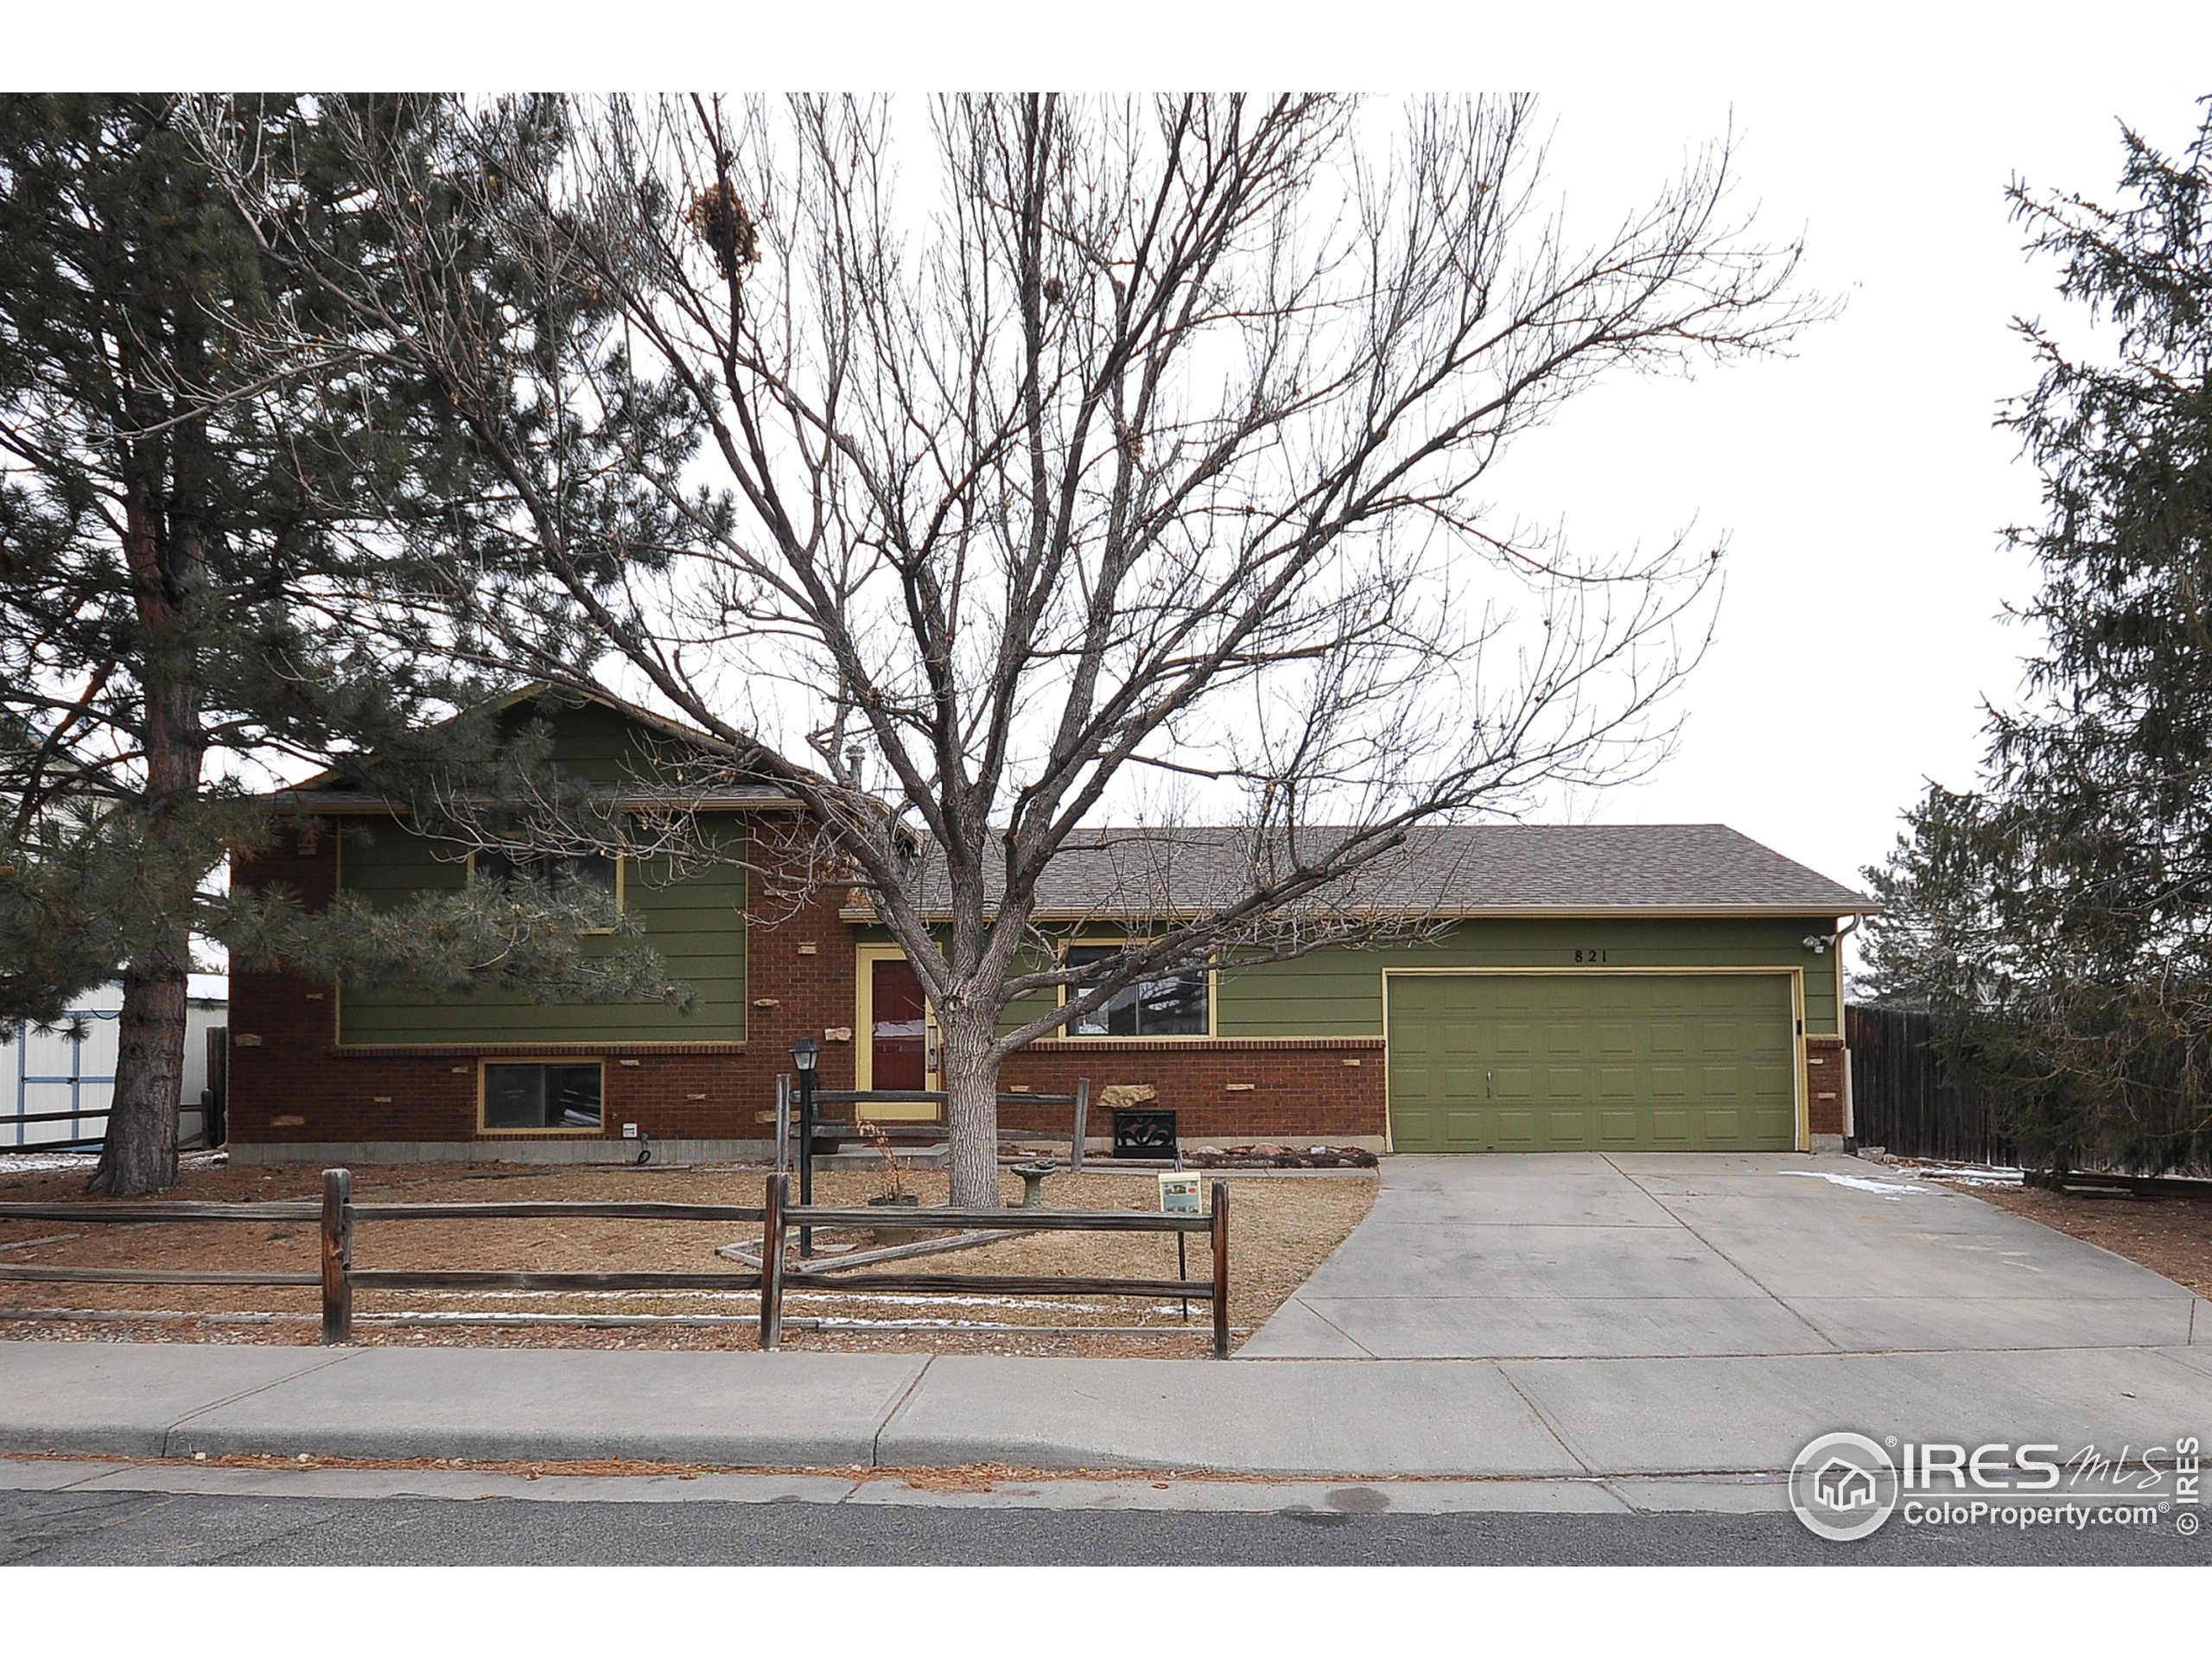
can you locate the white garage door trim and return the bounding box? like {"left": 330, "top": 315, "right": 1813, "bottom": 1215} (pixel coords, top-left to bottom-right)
{"left": 1380, "top": 966, "right": 1810, "bottom": 1154}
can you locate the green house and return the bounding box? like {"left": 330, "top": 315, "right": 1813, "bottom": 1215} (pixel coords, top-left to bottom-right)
{"left": 229, "top": 695, "right": 1875, "bottom": 1162}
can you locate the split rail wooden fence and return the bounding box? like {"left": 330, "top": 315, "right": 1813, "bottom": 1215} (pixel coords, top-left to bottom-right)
{"left": 0, "top": 1171, "right": 1234, "bottom": 1357}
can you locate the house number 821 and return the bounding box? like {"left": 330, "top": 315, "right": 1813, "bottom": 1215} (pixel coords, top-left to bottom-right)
{"left": 1574, "top": 949, "right": 1609, "bottom": 963}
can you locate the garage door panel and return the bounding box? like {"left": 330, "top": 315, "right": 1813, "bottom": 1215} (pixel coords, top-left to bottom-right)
{"left": 1489, "top": 1110, "right": 1538, "bottom": 1147}
{"left": 1597, "top": 1109, "right": 1640, "bottom": 1145}
{"left": 1597, "top": 1022, "right": 1638, "bottom": 1056}
{"left": 1389, "top": 973, "right": 1796, "bottom": 1153}
{"left": 1545, "top": 1066, "right": 1588, "bottom": 1096}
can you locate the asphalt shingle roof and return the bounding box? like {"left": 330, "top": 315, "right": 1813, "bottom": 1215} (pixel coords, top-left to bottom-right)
{"left": 912, "top": 823, "right": 1873, "bottom": 917}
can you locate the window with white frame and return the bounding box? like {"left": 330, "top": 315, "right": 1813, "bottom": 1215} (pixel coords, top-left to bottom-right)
{"left": 1062, "top": 944, "right": 1210, "bottom": 1037}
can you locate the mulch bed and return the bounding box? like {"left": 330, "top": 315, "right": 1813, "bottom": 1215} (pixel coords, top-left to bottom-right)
{"left": 0, "top": 1155, "right": 1375, "bottom": 1357}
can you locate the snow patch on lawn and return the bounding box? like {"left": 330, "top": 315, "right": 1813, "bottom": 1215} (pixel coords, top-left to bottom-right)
{"left": 1900, "top": 1160, "right": 2027, "bottom": 1189}
{"left": 1777, "top": 1170, "right": 1933, "bottom": 1199}
{"left": 0, "top": 1151, "right": 99, "bottom": 1173}
{"left": 394, "top": 1286, "right": 1120, "bottom": 1313}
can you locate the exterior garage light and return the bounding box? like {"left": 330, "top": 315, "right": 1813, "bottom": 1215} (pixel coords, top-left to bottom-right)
{"left": 1802, "top": 936, "right": 1831, "bottom": 955}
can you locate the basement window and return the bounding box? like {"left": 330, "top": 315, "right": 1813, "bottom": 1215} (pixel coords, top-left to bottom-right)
{"left": 481, "top": 1061, "right": 604, "bottom": 1131}
{"left": 1062, "top": 944, "right": 1211, "bottom": 1037}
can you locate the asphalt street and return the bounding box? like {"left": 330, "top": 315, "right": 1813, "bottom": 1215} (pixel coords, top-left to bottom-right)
{"left": 0, "top": 1486, "right": 2201, "bottom": 1566}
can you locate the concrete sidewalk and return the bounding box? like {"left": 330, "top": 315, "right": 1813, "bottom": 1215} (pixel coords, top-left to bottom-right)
{"left": 0, "top": 1338, "right": 2204, "bottom": 1479}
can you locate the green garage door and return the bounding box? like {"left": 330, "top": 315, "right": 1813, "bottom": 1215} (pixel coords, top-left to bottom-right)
{"left": 1387, "top": 973, "right": 1798, "bottom": 1152}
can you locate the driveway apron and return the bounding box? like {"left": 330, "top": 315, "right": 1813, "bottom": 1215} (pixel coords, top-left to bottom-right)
{"left": 1241, "top": 1153, "right": 2207, "bottom": 1360}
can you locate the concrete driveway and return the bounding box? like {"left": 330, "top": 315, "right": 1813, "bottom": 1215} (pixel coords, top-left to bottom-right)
{"left": 1244, "top": 1153, "right": 2212, "bottom": 1360}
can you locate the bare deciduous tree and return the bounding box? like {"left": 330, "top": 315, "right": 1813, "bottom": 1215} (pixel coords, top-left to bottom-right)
{"left": 198, "top": 93, "right": 1824, "bottom": 1205}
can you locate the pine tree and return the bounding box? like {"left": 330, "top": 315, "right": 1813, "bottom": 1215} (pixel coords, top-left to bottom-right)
{"left": 0, "top": 97, "right": 680, "bottom": 1193}
{"left": 1864, "top": 105, "right": 2212, "bottom": 1173}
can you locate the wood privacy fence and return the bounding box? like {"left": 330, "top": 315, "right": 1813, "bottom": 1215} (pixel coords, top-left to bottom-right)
{"left": 1845, "top": 1005, "right": 2013, "bottom": 1166}
{"left": 0, "top": 1171, "right": 1234, "bottom": 1357}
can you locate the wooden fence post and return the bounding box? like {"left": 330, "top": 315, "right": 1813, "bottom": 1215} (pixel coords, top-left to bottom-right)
{"left": 1210, "top": 1179, "right": 1230, "bottom": 1359}
{"left": 1069, "top": 1077, "right": 1091, "bottom": 1170}
{"left": 321, "top": 1167, "right": 353, "bottom": 1344}
{"left": 760, "top": 1171, "right": 788, "bottom": 1350}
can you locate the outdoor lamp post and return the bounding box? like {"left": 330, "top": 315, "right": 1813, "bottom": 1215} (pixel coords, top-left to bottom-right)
{"left": 790, "top": 1037, "right": 819, "bottom": 1257}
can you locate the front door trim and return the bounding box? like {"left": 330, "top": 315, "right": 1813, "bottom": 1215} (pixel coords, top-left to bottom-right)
{"left": 854, "top": 943, "right": 940, "bottom": 1114}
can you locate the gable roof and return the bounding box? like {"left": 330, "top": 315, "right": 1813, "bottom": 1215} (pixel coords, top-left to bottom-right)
{"left": 884, "top": 823, "right": 1873, "bottom": 919}
{"left": 258, "top": 684, "right": 808, "bottom": 814}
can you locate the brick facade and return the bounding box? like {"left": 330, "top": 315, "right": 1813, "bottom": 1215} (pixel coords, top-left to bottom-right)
{"left": 998, "top": 1038, "right": 1387, "bottom": 1145}
{"left": 1805, "top": 1033, "right": 1847, "bottom": 1139}
{"left": 227, "top": 815, "right": 1385, "bottom": 1156}
{"left": 228, "top": 815, "right": 863, "bottom": 1153}
{"left": 230, "top": 816, "right": 1816, "bottom": 1158}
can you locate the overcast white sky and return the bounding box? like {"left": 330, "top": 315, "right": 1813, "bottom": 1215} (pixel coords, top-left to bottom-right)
{"left": 24, "top": 3, "right": 2212, "bottom": 909}
{"left": 1501, "top": 79, "right": 2211, "bottom": 897}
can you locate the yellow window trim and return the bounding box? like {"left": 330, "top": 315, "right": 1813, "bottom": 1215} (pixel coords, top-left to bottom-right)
{"left": 1052, "top": 934, "right": 1218, "bottom": 1040}
{"left": 476, "top": 1056, "right": 607, "bottom": 1135}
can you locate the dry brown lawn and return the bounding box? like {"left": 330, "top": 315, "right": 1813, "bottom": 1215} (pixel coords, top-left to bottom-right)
{"left": 0, "top": 1156, "right": 1374, "bottom": 1357}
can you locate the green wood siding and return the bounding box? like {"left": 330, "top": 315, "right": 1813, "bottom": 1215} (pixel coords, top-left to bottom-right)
{"left": 863, "top": 914, "right": 1841, "bottom": 1043}
{"left": 499, "top": 698, "right": 674, "bottom": 782}
{"left": 335, "top": 819, "right": 749, "bottom": 1046}
{"left": 1215, "top": 917, "right": 1840, "bottom": 1039}
{"left": 1387, "top": 971, "right": 1798, "bottom": 1152}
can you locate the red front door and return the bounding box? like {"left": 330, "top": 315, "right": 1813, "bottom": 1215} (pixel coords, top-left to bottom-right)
{"left": 870, "top": 958, "right": 929, "bottom": 1091}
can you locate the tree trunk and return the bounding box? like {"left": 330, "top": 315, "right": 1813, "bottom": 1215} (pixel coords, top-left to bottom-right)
{"left": 90, "top": 663, "right": 200, "bottom": 1197}
{"left": 94, "top": 934, "right": 188, "bottom": 1196}
{"left": 92, "top": 480, "right": 205, "bottom": 1198}
{"left": 940, "top": 1016, "right": 1002, "bottom": 1209}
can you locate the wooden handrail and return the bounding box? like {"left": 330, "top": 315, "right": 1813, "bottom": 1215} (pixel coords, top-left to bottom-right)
{"left": 805, "top": 1089, "right": 1084, "bottom": 1106}
{"left": 804, "top": 1271, "right": 1214, "bottom": 1300}
{"left": 346, "top": 1200, "right": 768, "bottom": 1223}
{"left": 781, "top": 1204, "right": 1211, "bottom": 1233}
{"left": 781, "top": 1077, "right": 1093, "bottom": 1169}
{"left": 0, "top": 1107, "right": 114, "bottom": 1127}
{"left": 349, "top": 1269, "right": 764, "bottom": 1292}
{"left": 0, "top": 1266, "right": 321, "bottom": 1287}
{"left": 0, "top": 1199, "right": 319, "bottom": 1223}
